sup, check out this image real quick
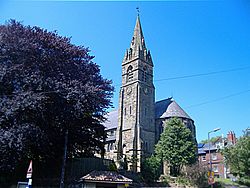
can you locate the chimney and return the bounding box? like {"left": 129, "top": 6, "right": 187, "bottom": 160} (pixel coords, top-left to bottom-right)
{"left": 227, "top": 131, "right": 236, "bottom": 145}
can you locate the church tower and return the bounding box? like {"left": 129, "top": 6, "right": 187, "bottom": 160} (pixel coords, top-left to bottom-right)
{"left": 115, "top": 15, "right": 155, "bottom": 172}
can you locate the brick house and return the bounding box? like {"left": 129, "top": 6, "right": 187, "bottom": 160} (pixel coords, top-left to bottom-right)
{"left": 198, "top": 131, "right": 237, "bottom": 178}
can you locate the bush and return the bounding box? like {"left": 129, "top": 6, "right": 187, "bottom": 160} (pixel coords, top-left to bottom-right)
{"left": 176, "top": 176, "right": 190, "bottom": 186}
{"left": 185, "top": 163, "right": 209, "bottom": 187}
{"left": 141, "top": 155, "right": 161, "bottom": 183}
{"left": 238, "top": 177, "right": 250, "bottom": 186}
{"left": 108, "top": 163, "right": 117, "bottom": 171}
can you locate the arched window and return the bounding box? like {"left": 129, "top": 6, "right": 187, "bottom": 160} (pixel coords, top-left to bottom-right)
{"left": 145, "top": 142, "right": 148, "bottom": 151}
{"left": 127, "top": 65, "right": 133, "bottom": 82}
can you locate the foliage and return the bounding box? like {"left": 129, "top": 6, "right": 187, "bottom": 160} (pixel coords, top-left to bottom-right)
{"left": 163, "top": 163, "right": 208, "bottom": 187}
{"left": 155, "top": 117, "right": 197, "bottom": 176}
{"left": 108, "top": 163, "right": 117, "bottom": 171}
{"left": 238, "top": 176, "right": 250, "bottom": 186}
{"left": 200, "top": 136, "right": 221, "bottom": 144}
{"left": 223, "top": 134, "right": 250, "bottom": 185}
{"left": 215, "top": 177, "right": 242, "bottom": 187}
{"left": 0, "top": 20, "right": 113, "bottom": 172}
{"left": 176, "top": 176, "right": 190, "bottom": 186}
{"left": 159, "top": 175, "right": 170, "bottom": 185}
{"left": 185, "top": 163, "right": 208, "bottom": 187}
{"left": 141, "top": 155, "right": 161, "bottom": 183}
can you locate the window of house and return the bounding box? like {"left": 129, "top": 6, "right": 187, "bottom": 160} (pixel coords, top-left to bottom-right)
{"left": 213, "top": 165, "right": 218, "bottom": 172}
{"left": 212, "top": 153, "right": 217, "bottom": 160}
{"left": 110, "top": 143, "right": 113, "bottom": 151}
{"left": 106, "top": 143, "right": 110, "bottom": 152}
{"left": 202, "top": 155, "right": 206, "bottom": 161}
{"left": 110, "top": 130, "right": 114, "bottom": 136}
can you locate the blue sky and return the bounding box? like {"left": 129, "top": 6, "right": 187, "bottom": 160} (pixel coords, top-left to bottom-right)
{"left": 1, "top": 0, "right": 250, "bottom": 142}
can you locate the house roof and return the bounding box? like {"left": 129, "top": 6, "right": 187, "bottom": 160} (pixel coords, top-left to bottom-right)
{"left": 106, "top": 135, "right": 116, "bottom": 142}
{"left": 198, "top": 143, "right": 205, "bottom": 148}
{"left": 155, "top": 98, "right": 191, "bottom": 119}
{"left": 80, "top": 170, "right": 133, "bottom": 184}
{"left": 103, "top": 110, "right": 118, "bottom": 130}
{"left": 198, "top": 148, "right": 206, "bottom": 154}
{"left": 198, "top": 142, "right": 218, "bottom": 155}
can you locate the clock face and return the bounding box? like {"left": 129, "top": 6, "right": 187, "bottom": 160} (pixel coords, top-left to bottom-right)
{"left": 126, "top": 86, "right": 132, "bottom": 95}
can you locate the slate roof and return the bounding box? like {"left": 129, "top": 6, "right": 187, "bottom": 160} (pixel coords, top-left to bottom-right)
{"left": 198, "top": 142, "right": 218, "bottom": 155}
{"left": 80, "top": 170, "right": 133, "bottom": 184}
{"left": 198, "top": 148, "right": 206, "bottom": 154}
{"left": 106, "top": 135, "right": 116, "bottom": 142}
{"left": 103, "top": 98, "right": 192, "bottom": 130}
{"left": 155, "top": 98, "right": 191, "bottom": 119}
{"left": 198, "top": 143, "right": 205, "bottom": 148}
{"left": 103, "top": 110, "right": 118, "bottom": 130}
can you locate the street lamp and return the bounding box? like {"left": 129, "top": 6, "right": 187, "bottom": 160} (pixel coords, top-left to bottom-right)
{"left": 208, "top": 127, "right": 221, "bottom": 187}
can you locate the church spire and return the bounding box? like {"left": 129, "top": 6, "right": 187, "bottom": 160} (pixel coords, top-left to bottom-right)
{"left": 123, "top": 14, "right": 152, "bottom": 64}
{"left": 130, "top": 15, "right": 146, "bottom": 52}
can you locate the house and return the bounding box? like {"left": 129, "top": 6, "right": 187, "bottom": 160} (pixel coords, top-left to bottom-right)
{"left": 198, "top": 131, "right": 237, "bottom": 178}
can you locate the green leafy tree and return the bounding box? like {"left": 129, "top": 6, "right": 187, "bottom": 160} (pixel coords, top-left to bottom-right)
{"left": 223, "top": 133, "right": 250, "bottom": 185}
{"left": 141, "top": 155, "right": 161, "bottom": 183}
{"left": 0, "top": 20, "right": 114, "bottom": 173}
{"left": 155, "top": 118, "right": 197, "bottom": 176}
{"left": 200, "top": 136, "right": 221, "bottom": 144}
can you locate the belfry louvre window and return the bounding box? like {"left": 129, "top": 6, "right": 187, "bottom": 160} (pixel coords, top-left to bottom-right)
{"left": 127, "top": 65, "right": 133, "bottom": 82}
{"left": 142, "top": 66, "right": 147, "bottom": 82}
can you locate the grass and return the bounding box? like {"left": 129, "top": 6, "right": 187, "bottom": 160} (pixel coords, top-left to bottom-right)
{"left": 215, "top": 177, "right": 241, "bottom": 186}
{"left": 215, "top": 178, "right": 237, "bottom": 184}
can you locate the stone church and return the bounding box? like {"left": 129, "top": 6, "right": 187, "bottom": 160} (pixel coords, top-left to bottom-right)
{"left": 103, "top": 15, "right": 196, "bottom": 172}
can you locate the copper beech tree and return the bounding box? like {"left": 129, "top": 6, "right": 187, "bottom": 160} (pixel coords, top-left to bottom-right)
{"left": 0, "top": 20, "right": 113, "bottom": 172}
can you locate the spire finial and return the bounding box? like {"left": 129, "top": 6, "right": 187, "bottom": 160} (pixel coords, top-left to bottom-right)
{"left": 136, "top": 7, "right": 140, "bottom": 16}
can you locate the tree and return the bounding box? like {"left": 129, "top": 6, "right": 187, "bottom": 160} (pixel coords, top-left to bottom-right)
{"left": 200, "top": 136, "right": 221, "bottom": 144}
{"left": 141, "top": 155, "right": 161, "bottom": 183}
{"left": 0, "top": 20, "right": 114, "bottom": 172}
{"left": 155, "top": 118, "right": 197, "bottom": 176}
{"left": 223, "top": 133, "right": 250, "bottom": 185}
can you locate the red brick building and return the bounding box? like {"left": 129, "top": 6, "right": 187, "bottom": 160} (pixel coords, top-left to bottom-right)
{"left": 198, "top": 131, "right": 236, "bottom": 178}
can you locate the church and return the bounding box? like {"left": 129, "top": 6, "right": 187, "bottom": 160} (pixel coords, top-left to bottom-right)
{"left": 103, "top": 15, "right": 196, "bottom": 172}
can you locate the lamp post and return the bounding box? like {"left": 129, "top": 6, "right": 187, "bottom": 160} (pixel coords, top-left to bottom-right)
{"left": 208, "top": 127, "right": 221, "bottom": 187}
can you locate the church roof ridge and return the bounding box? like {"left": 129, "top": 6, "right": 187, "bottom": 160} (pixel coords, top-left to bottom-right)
{"left": 103, "top": 109, "right": 118, "bottom": 130}
{"left": 155, "top": 98, "right": 192, "bottom": 120}
{"left": 155, "top": 97, "right": 173, "bottom": 104}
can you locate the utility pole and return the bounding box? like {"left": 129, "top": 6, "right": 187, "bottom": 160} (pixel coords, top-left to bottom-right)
{"left": 60, "top": 129, "right": 68, "bottom": 188}
{"left": 208, "top": 128, "right": 220, "bottom": 188}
